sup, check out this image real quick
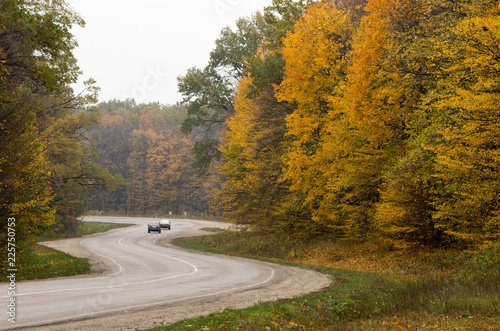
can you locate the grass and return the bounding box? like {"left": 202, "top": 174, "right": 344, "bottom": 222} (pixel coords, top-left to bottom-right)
{"left": 3, "top": 221, "right": 133, "bottom": 281}
{"left": 36, "top": 221, "right": 132, "bottom": 242}
{"left": 19, "top": 244, "right": 92, "bottom": 280}
{"left": 200, "top": 227, "right": 225, "bottom": 233}
{"left": 149, "top": 231, "right": 500, "bottom": 330}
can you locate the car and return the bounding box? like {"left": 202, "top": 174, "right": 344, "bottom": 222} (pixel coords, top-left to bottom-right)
{"left": 147, "top": 222, "right": 161, "bottom": 233}
{"left": 159, "top": 219, "right": 171, "bottom": 230}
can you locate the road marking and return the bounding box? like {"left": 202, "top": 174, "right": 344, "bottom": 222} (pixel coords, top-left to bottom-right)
{"left": 0, "top": 219, "right": 278, "bottom": 330}
{"left": 1, "top": 227, "right": 199, "bottom": 298}
{"left": 5, "top": 265, "right": 276, "bottom": 330}
{"left": 80, "top": 237, "right": 123, "bottom": 276}
{"left": 116, "top": 232, "right": 200, "bottom": 285}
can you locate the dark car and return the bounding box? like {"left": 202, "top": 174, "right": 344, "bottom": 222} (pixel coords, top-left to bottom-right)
{"left": 147, "top": 222, "right": 161, "bottom": 233}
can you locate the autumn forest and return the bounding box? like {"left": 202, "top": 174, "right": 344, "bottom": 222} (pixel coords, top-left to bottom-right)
{"left": 2, "top": 0, "right": 500, "bottom": 273}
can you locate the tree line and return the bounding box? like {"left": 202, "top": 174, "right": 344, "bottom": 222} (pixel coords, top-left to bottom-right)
{"left": 88, "top": 100, "right": 212, "bottom": 217}
{"left": 178, "top": 0, "right": 500, "bottom": 248}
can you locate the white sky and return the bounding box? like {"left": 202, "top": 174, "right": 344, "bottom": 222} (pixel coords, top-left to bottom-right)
{"left": 66, "top": 0, "right": 273, "bottom": 105}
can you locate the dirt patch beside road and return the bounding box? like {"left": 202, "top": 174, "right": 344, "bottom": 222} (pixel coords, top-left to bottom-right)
{"left": 27, "top": 220, "right": 331, "bottom": 331}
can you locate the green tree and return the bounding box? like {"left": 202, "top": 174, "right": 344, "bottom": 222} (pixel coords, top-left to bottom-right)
{"left": 1, "top": 0, "right": 82, "bottom": 272}
{"left": 39, "top": 87, "right": 125, "bottom": 234}
{"left": 90, "top": 100, "right": 137, "bottom": 213}
{"left": 246, "top": 0, "right": 312, "bottom": 95}
{"left": 177, "top": 13, "right": 267, "bottom": 173}
{"left": 1, "top": 0, "right": 125, "bottom": 275}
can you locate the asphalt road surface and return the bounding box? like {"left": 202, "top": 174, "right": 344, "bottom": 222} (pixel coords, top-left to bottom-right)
{"left": 1, "top": 217, "right": 281, "bottom": 329}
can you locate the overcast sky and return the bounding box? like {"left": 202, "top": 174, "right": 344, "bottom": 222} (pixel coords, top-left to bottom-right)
{"left": 66, "top": 0, "right": 273, "bottom": 105}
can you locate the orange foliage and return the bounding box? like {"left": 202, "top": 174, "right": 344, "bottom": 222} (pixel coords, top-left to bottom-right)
{"left": 276, "top": 1, "right": 354, "bottom": 233}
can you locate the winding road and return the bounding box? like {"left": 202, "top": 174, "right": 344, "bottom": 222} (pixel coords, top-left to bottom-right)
{"left": 1, "top": 217, "right": 330, "bottom": 330}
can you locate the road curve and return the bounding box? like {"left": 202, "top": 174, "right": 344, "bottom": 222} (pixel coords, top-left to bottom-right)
{"left": 1, "top": 217, "right": 331, "bottom": 330}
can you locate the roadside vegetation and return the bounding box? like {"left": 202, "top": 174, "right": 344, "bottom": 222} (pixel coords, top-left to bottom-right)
{"left": 149, "top": 230, "right": 500, "bottom": 330}
{"left": 1, "top": 222, "right": 131, "bottom": 280}
{"left": 35, "top": 221, "right": 132, "bottom": 242}
{"left": 20, "top": 244, "right": 92, "bottom": 281}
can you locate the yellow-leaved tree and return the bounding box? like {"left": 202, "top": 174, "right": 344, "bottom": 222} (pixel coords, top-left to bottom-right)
{"left": 362, "top": 0, "right": 452, "bottom": 247}
{"left": 373, "top": 0, "right": 500, "bottom": 247}
{"left": 276, "top": 0, "right": 355, "bottom": 235}
{"left": 430, "top": 1, "right": 500, "bottom": 244}
{"left": 216, "top": 76, "right": 308, "bottom": 232}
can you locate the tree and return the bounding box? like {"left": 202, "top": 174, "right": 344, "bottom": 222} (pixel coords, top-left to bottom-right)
{"left": 177, "top": 0, "right": 500, "bottom": 247}
{"left": 177, "top": 13, "right": 267, "bottom": 173}
{"left": 430, "top": 0, "right": 500, "bottom": 244}
{"left": 276, "top": 0, "right": 357, "bottom": 235}
{"left": 39, "top": 87, "right": 124, "bottom": 234}
{"left": 362, "top": 0, "right": 500, "bottom": 247}
{"left": 246, "top": 0, "right": 312, "bottom": 95}
{"left": 178, "top": 1, "right": 312, "bottom": 173}
{"left": 216, "top": 77, "right": 307, "bottom": 232}
{"left": 89, "top": 101, "right": 211, "bottom": 217}
{"left": 365, "top": 0, "right": 454, "bottom": 247}
{"left": 1, "top": 0, "right": 126, "bottom": 275}
{"left": 214, "top": 0, "right": 316, "bottom": 233}
{"left": 1, "top": 0, "right": 82, "bottom": 272}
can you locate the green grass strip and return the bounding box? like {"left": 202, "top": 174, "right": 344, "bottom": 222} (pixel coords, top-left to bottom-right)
{"left": 20, "top": 244, "right": 92, "bottom": 280}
